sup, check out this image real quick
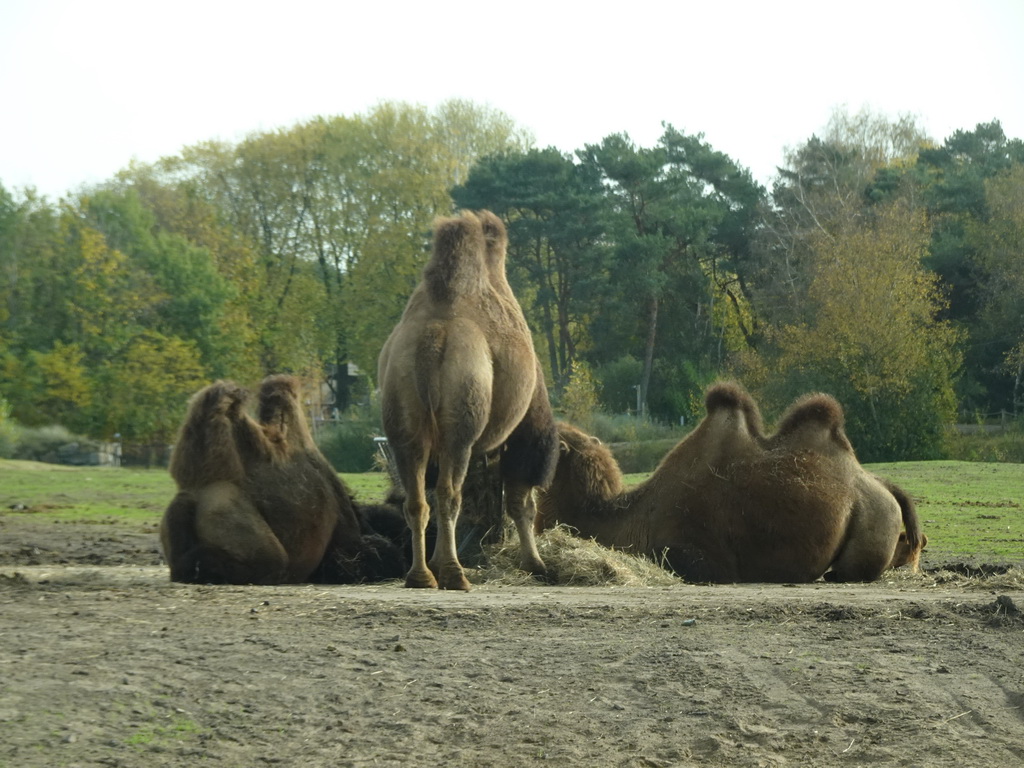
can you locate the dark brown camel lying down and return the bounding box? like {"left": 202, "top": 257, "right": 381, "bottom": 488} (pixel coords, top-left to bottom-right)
{"left": 160, "top": 375, "right": 404, "bottom": 584}
{"left": 536, "top": 382, "right": 926, "bottom": 583}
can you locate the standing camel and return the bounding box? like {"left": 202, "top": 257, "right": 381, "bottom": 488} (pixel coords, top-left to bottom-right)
{"left": 378, "top": 210, "right": 557, "bottom": 590}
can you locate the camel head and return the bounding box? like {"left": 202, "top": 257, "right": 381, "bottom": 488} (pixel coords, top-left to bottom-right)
{"left": 536, "top": 422, "right": 626, "bottom": 531}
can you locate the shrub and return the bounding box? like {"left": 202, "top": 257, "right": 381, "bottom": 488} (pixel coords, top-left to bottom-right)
{"left": 12, "top": 425, "right": 99, "bottom": 462}
{"left": 943, "top": 423, "right": 1024, "bottom": 463}
{"left": 596, "top": 355, "right": 643, "bottom": 414}
{"left": 561, "top": 360, "right": 601, "bottom": 429}
{"left": 588, "top": 411, "right": 687, "bottom": 443}
{"left": 0, "top": 396, "right": 18, "bottom": 459}
{"left": 316, "top": 405, "right": 383, "bottom": 473}
{"left": 608, "top": 438, "right": 680, "bottom": 474}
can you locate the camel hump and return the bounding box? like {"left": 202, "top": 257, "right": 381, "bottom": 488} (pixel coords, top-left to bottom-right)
{"left": 257, "top": 374, "right": 300, "bottom": 421}
{"left": 704, "top": 381, "right": 764, "bottom": 437}
{"left": 423, "top": 210, "right": 488, "bottom": 303}
{"left": 170, "top": 380, "right": 251, "bottom": 488}
{"left": 257, "top": 374, "right": 316, "bottom": 452}
{"left": 478, "top": 209, "right": 508, "bottom": 268}
{"left": 776, "top": 393, "right": 844, "bottom": 432}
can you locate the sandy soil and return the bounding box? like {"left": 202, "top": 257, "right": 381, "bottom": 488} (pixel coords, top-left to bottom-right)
{"left": 1, "top": 513, "right": 1023, "bottom": 768}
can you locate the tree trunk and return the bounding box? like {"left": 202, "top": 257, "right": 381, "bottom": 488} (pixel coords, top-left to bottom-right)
{"left": 639, "top": 295, "right": 659, "bottom": 418}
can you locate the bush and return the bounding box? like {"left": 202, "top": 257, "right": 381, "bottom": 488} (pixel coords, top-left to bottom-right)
{"left": 596, "top": 355, "right": 643, "bottom": 414}
{"left": 0, "top": 396, "right": 18, "bottom": 459}
{"left": 608, "top": 438, "right": 680, "bottom": 474}
{"left": 316, "top": 405, "right": 383, "bottom": 473}
{"left": 943, "top": 423, "right": 1024, "bottom": 463}
{"left": 12, "top": 425, "right": 91, "bottom": 462}
{"left": 588, "top": 411, "right": 688, "bottom": 443}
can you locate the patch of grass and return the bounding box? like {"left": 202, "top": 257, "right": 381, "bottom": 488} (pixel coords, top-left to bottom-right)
{"left": 2, "top": 459, "right": 1019, "bottom": 567}
{"left": 342, "top": 471, "right": 391, "bottom": 502}
{"left": 866, "top": 460, "right": 1024, "bottom": 564}
{"left": 125, "top": 715, "right": 203, "bottom": 748}
{"left": 0, "top": 459, "right": 394, "bottom": 525}
{"left": 0, "top": 460, "right": 174, "bottom": 523}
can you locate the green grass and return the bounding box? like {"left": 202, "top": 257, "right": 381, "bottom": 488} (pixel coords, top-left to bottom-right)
{"left": 0, "top": 458, "right": 391, "bottom": 523}
{"left": 1, "top": 458, "right": 1020, "bottom": 565}
{"left": 867, "top": 460, "right": 1024, "bottom": 563}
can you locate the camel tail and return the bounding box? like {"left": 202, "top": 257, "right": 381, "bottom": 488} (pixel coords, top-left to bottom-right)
{"left": 423, "top": 211, "right": 487, "bottom": 303}
{"left": 881, "top": 477, "right": 923, "bottom": 553}
{"left": 704, "top": 381, "right": 764, "bottom": 437}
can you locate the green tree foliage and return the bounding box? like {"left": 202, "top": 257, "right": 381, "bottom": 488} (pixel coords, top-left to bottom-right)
{"left": 867, "top": 120, "right": 1024, "bottom": 413}
{"left": 579, "top": 126, "right": 763, "bottom": 420}
{"left": 152, "top": 100, "right": 528, "bottom": 404}
{"left": 85, "top": 331, "right": 206, "bottom": 443}
{"left": 759, "top": 202, "right": 962, "bottom": 460}
{"left": 754, "top": 108, "right": 930, "bottom": 328}
{"left": 970, "top": 165, "right": 1024, "bottom": 413}
{"left": 2, "top": 105, "right": 1021, "bottom": 456}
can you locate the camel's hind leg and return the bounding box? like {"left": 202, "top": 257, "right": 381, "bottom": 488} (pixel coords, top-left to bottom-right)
{"left": 503, "top": 481, "right": 545, "bottom": 576}
{"left": 430, "top": 446, "right": 474, "bottom": 591}
{"left": 391, "top": 443, "right": 438, "bottom": 589}
{"left": 499, "top": 365, "right": 557, "bottom": 576}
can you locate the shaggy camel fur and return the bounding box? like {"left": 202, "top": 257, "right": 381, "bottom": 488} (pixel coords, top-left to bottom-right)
{"left": 160, "top": 375, "right": 403, "bottom": 584}
{"left": 536, "top": 382, "right": 925, "bottom": 583}
{"left": 378, "top": 210, "right": 557, "bottom": 590}
{"left": 759, "top": 392, "right": 925, "bottom": 579}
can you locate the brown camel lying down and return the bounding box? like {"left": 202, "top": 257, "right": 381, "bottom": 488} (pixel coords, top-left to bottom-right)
{"left": 160, "top": 375, "right": 404, "bottom": 584}
{"left": 536, "top": 382, "right": 926, "bottom": 583}
{"left": 378, "top": 210, "right": 557, "bottom": 590}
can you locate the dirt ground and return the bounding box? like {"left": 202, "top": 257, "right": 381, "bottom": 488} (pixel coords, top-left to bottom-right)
{"left": 1, "top": 513, "right": 1023, "bottom": 768}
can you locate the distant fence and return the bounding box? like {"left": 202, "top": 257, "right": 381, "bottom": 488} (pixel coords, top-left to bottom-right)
{"left": 953, "top": 410, "right": 1018, "bottom": 436}
{"left": 53, "top": 441, "right": 122, "bottom": 467}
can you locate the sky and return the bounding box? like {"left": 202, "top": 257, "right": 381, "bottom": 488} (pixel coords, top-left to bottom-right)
{"left": 2, "top": 0, "right": 1022, "bottom": 199}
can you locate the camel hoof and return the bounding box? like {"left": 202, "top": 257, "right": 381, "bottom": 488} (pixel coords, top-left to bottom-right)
{"left": 405, "top": 568, "right": 438, "bottom": 589}
{"left": 437, "top": 568, "right": 472, "bottom": 591}
{"left": 520, "top": 557, "right": 547, "bottom": 577}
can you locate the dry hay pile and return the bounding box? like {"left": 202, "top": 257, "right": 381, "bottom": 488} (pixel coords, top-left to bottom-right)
{"left": 869, "top": 563, "right": 1024, "bottom": 591}
{"left": 927, "top": 565, "right": 1024, "bottom": 590}
{"left": 472, "top": 525, "right": 680, "bottom": 587}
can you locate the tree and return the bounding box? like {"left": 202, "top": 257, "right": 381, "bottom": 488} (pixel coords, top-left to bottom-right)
{"left": 80, "top": 189, "right": 241, "bottom": 375}
{"left": 766, "top": 201, "right": 962, "bottom": 460}
{"left": 970, "top": 165, "right": 1024, "bottom": 413}
{"left": 754, "top": 108, "right": 930, "bottom": 329}
{"left": 452, "top": 147, "right": 610, "bottom": 389}
{"left": 579, "top": 127, "right": 763, "bottom": 419}
{"left": 150, "top": 99, "right": 531, "bottom": 399}
{"left": 85, "top": 331, "right": 206, "bottom": 443}
{"left": 865, "top": 120, "right": 1024, "bottom": 414}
